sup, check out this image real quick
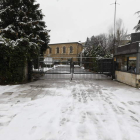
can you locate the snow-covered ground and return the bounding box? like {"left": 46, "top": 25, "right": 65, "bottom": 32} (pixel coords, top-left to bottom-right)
{"left": 33, "top": 65, "right": 70, "bottom": 72}
{"left": 33, "top": 67, "right": 54, "bottom": 72}
{"left": 0, "top": 79, "right": 140, "bottom": 140}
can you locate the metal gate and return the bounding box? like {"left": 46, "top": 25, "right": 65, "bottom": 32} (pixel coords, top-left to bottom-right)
{"left": 32, "top": 57, "right": 113, "bottom": 80}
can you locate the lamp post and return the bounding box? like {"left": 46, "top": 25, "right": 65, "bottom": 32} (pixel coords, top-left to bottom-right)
{"left": 111, "top": 0, "right": 120, "bottom": 54}
{"left": 114, "top": 0, "right": 116, "bottom": 43}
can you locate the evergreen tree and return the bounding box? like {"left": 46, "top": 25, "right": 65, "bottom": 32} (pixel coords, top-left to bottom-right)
{"left": 0, "top": 0, "right": 50, "bottom": 55}
{"left": 84, "top": 35, "right": 108, "bottom": 58}
{"left": 85, "top": 37, "right": 90, "bottom": 48}
{"left": 134, "top": 11, "right": 140, "bottom": 31}
{"left": 0, "top": 0, "right": 50, "bottom": 83}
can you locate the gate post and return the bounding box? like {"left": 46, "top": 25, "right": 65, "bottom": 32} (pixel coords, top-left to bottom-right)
{"left": 71, "top": 58, "right": 74, "bottom": 80}
{"left": 112, "top": 58, "right": 115, "bottom": 80}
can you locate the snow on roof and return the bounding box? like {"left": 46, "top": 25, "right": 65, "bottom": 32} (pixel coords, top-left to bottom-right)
{"left": 49, "top": 42, "right": 83, "bottom": 45}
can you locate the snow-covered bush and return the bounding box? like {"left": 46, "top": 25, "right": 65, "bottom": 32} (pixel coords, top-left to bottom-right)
{"left": 0, "top": 37, "right": 40, "bottom": 84}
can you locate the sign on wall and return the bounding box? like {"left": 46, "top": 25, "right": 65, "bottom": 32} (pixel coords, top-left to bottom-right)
{"left": 129, "top": 57, "right": 136, "bottom": 60}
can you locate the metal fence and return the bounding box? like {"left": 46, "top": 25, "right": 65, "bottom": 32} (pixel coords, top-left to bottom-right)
{"left": 32, "top": 57, "right": 113, "bottom": 79}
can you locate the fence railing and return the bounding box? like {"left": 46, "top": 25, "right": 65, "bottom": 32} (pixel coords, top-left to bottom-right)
{"left": 32, "top": 57, "right": 113, "bottom": 76}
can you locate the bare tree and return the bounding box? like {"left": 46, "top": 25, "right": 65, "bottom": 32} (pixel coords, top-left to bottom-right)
{"left": 115, "top": 18, "right": 128, "bottom": 46}
{"left": 107, "top": 18, "right": 128, "bottom": 53}
{"left": 107, "top": 27, "right": 114, "bottom": 51}
{"left": 84, "top": 19, "right": 127, "bottom": 57}
{"left": 96, "top": 34, "right": 108, "bottom": 50}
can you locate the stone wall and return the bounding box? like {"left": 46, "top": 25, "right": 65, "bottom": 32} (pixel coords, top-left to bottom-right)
{"left": 115, "top": 71, "right": 140, "bottom": 88}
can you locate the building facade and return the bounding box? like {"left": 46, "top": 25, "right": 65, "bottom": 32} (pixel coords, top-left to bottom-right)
{"left": 44, "top": 42, "right": 83, "bottom": 61}
{"left": 114, "top": 32, "right": 140, "bottom": 88}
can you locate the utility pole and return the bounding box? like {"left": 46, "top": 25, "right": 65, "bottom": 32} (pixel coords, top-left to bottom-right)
{"left": 111, "top": 0, "right": 120, "bottom": 54}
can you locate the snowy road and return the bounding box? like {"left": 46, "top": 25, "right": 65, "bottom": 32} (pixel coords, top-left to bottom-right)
{"left": 0, "top": 79, "right": 140, "bottom": 140}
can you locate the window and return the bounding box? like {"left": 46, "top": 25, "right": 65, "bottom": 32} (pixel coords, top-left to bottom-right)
{"left": 56, "top": 47, "right": 59, "bottom": 53}
{"left": 49, "top": 48, "right": 52, "bottom": 54}
{"left": 116, "top": 54, "right": 137, "bottom": 73}
{"left": 116, "top": 55, "right": 127, "bottom": 71}
{"left": 128, "top": 56, "right": 136, "bottom": 73}
{"left": 70, "top": 46, "right": 73, "bottom": 53}
{"left": 63, "top": 46, "right": 66, "bottom": 53}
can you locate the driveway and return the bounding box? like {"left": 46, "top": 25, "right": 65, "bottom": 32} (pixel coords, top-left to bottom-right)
{"left": 0, "top": 79, "right": 140, "bottom": 140}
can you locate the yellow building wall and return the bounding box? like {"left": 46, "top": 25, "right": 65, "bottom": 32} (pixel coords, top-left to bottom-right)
{"left": 44, "top": 42, "right": 83, "bottom": 61}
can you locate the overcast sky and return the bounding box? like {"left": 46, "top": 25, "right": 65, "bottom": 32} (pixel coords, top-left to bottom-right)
{"left": 37, "top": 0, "right": 140, "bottom": 43}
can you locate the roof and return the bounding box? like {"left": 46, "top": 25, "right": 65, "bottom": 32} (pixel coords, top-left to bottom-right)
{"left": 49, "top": 42, "right": 83, "bottom": 45}
{"left": 118, "top": 40, "right": 130, "bottom": 46}
{"left": 115, "top": 41, "right": 140, "bottom": 56}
